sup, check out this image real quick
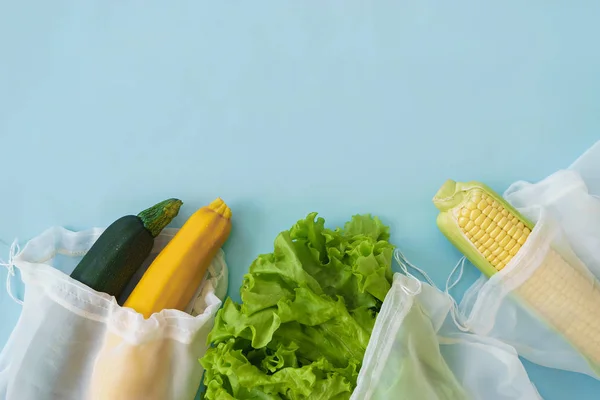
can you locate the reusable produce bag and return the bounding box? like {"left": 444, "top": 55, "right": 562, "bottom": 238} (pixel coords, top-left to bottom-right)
{"left": 504, "top": 171, "right": 600, "bottom": 280}
{"left": 353, "top": 253, "right": 541, "bottom": 400}
{"left": 502, "top": 140, "right": 600, "bottom": 279}
{"left": 457, "top": 207, "right": 600, "bottom": 378}
{"left": 570, "top": 140, "right": 600, "bottom": 195}
{"left": 455, "top": 141, "right": 600, "bottom": 378}
{"left": 0, "top": 226, "right": 228, "bottom": 400}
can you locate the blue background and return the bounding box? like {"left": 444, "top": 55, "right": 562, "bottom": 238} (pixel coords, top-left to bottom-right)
{"left": 1, "top": 1, "right": 599, "bottom": 398}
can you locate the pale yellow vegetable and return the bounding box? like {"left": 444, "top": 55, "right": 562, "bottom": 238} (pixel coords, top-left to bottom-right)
{"left": 90, "top": 333, "right": 171, "bottom": 400}
{"left": 453, "top": 188, "right": 530, "bottom": 272}
{"left": 434, "top": 179, "right": 600, "bottom": 366}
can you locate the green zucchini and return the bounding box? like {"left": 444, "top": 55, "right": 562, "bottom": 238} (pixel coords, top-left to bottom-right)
{"left": 70, "top": 198, "right": 182, "bottom": 298}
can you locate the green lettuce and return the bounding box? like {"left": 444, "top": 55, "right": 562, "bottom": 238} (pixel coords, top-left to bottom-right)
{"left": 200, "top": 213, "right": 394, "bottom": 399}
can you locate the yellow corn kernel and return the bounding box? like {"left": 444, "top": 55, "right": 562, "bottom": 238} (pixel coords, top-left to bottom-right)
{"left": 499, "top": 234, "right": 511, "bottom": 248}
{"left": 479, "top": 233, "right": 490, "bottom": 245}
{"left": 512, "top": 228, "right": 523, "bottom": 240}
{"left": 490, "top": 226, "right": 502, "bottom": 239}
{"left": 505, "top": 239, "right": 517, "bottom": 251}
{"left": 483, "top": 236, "right": 495, "bottom": 248}
{"left": 474, "top": 214, "right": 486, "bottom": 226}
{"left": 496, "top": 230, "right": 507, "bottom": 242}
{"left": 468, "top": 225, "right": 479, "bottom": 236}
{"left": 485, "top": 222, "right": 497, "bottom": 234}
{"left": 481, "top": 218, "right": 492, "bottom": 230}
{"left": 509, "top": 243, "right": 521, "bottom": 256}
{"left": 498, "top": 250, "right": 509, "bottom": 261}
{"left": 488, "top": 241, "right": 499, "bottom": 252}
{"left": 473, "top": 229, "right": 486, "bottom": 242}
{"left": 466, "top": 201, "right": 478, "bottom": 210}
{"left": 488, "top": 208, "right": 499, "bottom": 220}
{"left": 497, "top": 216, "right": 509, "bottom": 229}
{"left": 477, "top": 200, "right": 487, "bottom": 211}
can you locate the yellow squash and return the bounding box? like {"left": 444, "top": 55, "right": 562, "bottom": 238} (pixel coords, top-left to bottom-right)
{"left": 124, "top": 197, "right": 232, "bottom": 318}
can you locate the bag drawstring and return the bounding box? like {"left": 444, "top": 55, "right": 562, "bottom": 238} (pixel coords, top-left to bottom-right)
{"left": 445, "top": 257, "right": 470, "bottom": 332}
{"left": 393, "top": 248, "right": 423, "bottom": 296}
{"left": 0, "top": 239, "right": 23, "bottom": 306}
{"left": 394, "top": 248, "right": 471, "bottom": 332}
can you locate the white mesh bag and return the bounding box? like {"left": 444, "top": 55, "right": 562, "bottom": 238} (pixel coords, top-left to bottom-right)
{"left": 502, "top": 140, "right": 600, "bottom": 278}
{"left": 504, "top": 171, "right": 600, "bottom": 279}
{"left": 352, "top": 253, "right": 541, "bottom": 400}
{"left": 458, "top": 207, "right": 600, "bottom": 378}
{"left": 570, "top": 140, "right": 600, "bottom": 195}
{"left": 0, "top": 226, "right": 228, "bottom": 400}
{"left": 456, "top": 141, "right": 600, "bottom": 378}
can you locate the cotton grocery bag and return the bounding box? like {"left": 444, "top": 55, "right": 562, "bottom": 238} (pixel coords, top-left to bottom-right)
{"left": 454, "top": 140, "right": 600, "bottom": 378}
{"left": 0, "top": 226, "right": 228, "bottom": 400}
{"left": 352, "top": 251, "right": 541, "bottom": 400}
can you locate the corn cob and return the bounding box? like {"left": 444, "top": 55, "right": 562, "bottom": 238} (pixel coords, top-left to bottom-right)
{"left": 433, "top": 179, "right": 600, "bottom": 366}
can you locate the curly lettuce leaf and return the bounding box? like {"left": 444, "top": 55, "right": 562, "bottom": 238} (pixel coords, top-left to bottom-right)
{"left": 201, "top": 213, "right": 394, "bottom": 399}
{"left": 201, "top": 338, "right": 357, "bottom": 400}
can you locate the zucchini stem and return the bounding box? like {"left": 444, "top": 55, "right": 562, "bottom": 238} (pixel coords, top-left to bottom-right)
{"left": 138, "top": 198, "right": 183, "bottom": 237}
